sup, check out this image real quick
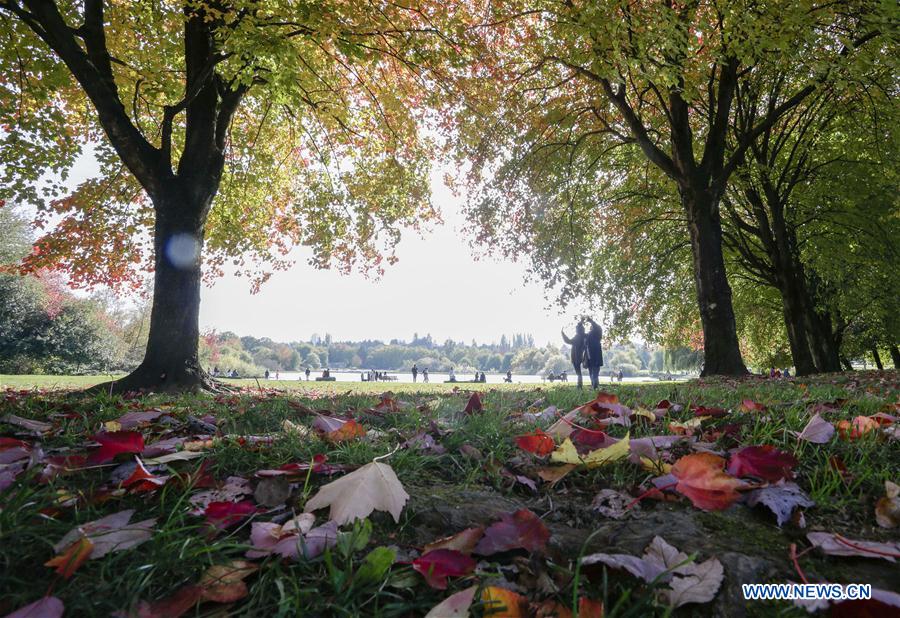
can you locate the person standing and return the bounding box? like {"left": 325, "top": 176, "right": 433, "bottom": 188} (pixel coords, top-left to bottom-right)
{"left": 305, "top": 367, "right": 311, "bottom": 381}
{"left": 265, "top": 369, "right": 270, "bottom": 380}
{"left": 584, "top": 317, "right": 604, "bottom": 390}
{"left": 562, "top": 320, "right": 587, "bottom": 389}
{"left": 505, "top": 369, "right": 512, "bottom": 383}
{"left": 412, "top": 363, "right": 419, "bottom": 383}
{"left": 423, "top": 368, "right": 429, "bottom": 383}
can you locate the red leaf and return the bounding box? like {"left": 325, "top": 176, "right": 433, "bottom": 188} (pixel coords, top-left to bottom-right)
{"left": 87, "top": 431, "right": 145, "bottom": 464}
{"left": 122, "top": 459, "right": 169, "bottom": 493}
{"left": 515, "top": 431, "right": 554, "bottom": 456}
{"left": 412, "top": 549, "right": 476, "bottom": 589}
{"left": 671, "top": 453, "right": 745, "bottom": 511}
{"left": 570, "top": 428, "right": 611, "bottom": 451}
{"left": 726, "top": 446, "right": 798, "bottom": 482}
{"left": 739, "top": 399, "right": 767, "bottom": 412}
{"left": 692, "top": 405, "right": 728, "bottom": 418}
{"left": 655, "top": 399, "right": 672, "bottom": 410}
{"left": 464, "top": 392, "right": 483, "bottom": 414}
{"left": 475, "top": 509, "right": 550, "bottom": 555}
{"left": 204, "top": 500, "right": 257, "bottom": 529}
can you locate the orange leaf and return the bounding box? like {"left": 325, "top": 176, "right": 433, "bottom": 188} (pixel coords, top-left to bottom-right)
{"left": 326, "top": 420, "right": 366, "bottom": 442}
{"left": 424, "top": 526, "right": 485, "bottom": 555}
{"left": 515, "top": 430, "right": 555, "bottom": 456}
{"left": 671, "top": 453, "right": 745, "bottom": 511}
{"left": 836, "top": 416, "right": 878, "bottom": 440}
{"left": 579, "top": 598, "right": 604, "bottom": 618}
{"left": 482, "top": 586, "right": 527, "bottom": 617}
{"left": 45, "top": 537, "right": 93, "bottom": 578}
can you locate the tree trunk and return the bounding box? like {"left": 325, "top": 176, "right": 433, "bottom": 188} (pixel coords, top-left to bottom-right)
{"left": 684, "top": 188, "right": 748, "bottom": 376}
{"left": 777, "top": 283, "right": 817, "bottom": 376}
{"left": 871, "top": 347, "right": 884, "bottom": 370}
{"left": 890, "top": 344, "right": 900, "bottom": 369}
{"left": 840, "top": 355, "right": 854, "bottom": 371}
{"left": 94, "top": 190, "right": 217, "bottom": 393}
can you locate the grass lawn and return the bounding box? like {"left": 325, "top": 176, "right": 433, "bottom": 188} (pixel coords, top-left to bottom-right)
{"left": 1, "top": 372, "right": 898, "bottom": 616}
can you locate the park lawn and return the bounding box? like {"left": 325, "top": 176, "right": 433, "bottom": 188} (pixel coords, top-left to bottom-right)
{"left": 1, "top": 372, "right": 898, "bottom": 617}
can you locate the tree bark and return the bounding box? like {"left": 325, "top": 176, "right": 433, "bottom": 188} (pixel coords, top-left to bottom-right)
{"left": 890, "top": 344, "right": 900, "bottom": 369}
{"left": 871, "top": 347, "right": 884, "bottom": 370}
{"left": 684, "top": 188, "right": 748, "bottom": 376}
{"left": 92, "top": 189, "right": 218, "bottom": 393}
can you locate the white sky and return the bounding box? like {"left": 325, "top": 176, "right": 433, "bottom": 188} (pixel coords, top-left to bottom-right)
{"left": 62, "top": 154, "right": 586, "bottom": 347}
{"left": 200, "top": 170, "right": 585, "bottom": 347}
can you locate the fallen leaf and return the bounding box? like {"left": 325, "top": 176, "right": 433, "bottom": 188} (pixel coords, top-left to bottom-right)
{"left": 475, "top": 509, "right": 549, "bottom": 555}
{"left": 44, "top": 536, "right": 93, "bottom": 578}
{"left": 412, "top": 549, "right": 476, "bottom": 589}
{"left": 1, "top": 413, "right": 53, "bottom": 434}
{"left": 424, "top": 526, "right": 485, "bottom": 555}
{"left": 189, "top": 476, "right": 253, "bottom": 513}
{"left": 692, "top": 406, "right": 727, "bottom": 418}
{"left": 482, "top": 586, "right": 527, "bottom": 617}
{"left": 141, "top": 450, "right": 204, "bottom": 465}
{"left": 304, "top": 460, "right": 409, "bottom": 526}
{"left": 550, "top": 434, "right": 630, "bottom": 468}
{"left": 744, "top": 481, "right": 814, "bottom": 526}
{"left": 726, "top": 445, "right": 798, "bottom": 482}
{"left": 326, "top": 419, "right": 366, "bottom": 443}
{"left": 424, "top": 586, "right": 477, "bottom": 618}
{"left": 739, "top": 399, "right": 767, "bottom": 413}
{"left": 112, "top": 409, "right": 167, "bottom": 430}
{"left": 671, "top": 453, "right": 745, "bottom": 511}
{"left": 87, "top": 431, "right": 145, "bottom": 464}
{"left": 592, "top": 488, "right": 638, "bottom": 519}
{"left": 794, "top": 413, "right": 835, "bottom": 443}
{"left": 668, "top": 417, "right": 708, "bottom": 436}
{"left": 836, "top": 416, "right": 878, "bottom": 440}
{"left": 122, "top": 458, "right": 169, "bottom": 493}
{"left": 570, "top": 428, "right": 615, "bottom": 451}
{"left": 254, "top": 477, "right": 291, "bottom": 507}
{"left": 807, "top": 532, "right": 900, "bottom": 561}
{"left": 659, "top": 553, "right": 724, "bottom": 607}
{"left": 136, "top": 586, "right": 203, "bottom": 618}
{"left": 52, "top": 509, "right": 156, "bottom": 559}
{"left": 204, "top": 500, "right": 258, "bottom": 529}
{"left": 3, "top": 596, "right": 64, "bottom": 618}
{"left": 198, "top": 560, "right": 258, "bottom": 603}
{"left": 536, "top": 464, "right": 576, "bottom": 486}
{"left": 515, "top": 431, "right": 555, "bottom": 456}
{"left": 464, "top": 392, "right": 483, "bottom": 414}
{"left": 875, "top": 480, "right": 900, "bottom": 528}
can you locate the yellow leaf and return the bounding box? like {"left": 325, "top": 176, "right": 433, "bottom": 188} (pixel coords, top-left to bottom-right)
{"left": 104, "top": 421, "right": 122, "bottom": 432}
{"left": 633, "top": 408, "right": 656, "bottom": 421}
{"left": 482, "top": 586, "right": 526, "bottom": 617}
{"left": 668, "top": 416, "right": 709, "bottom": 435}
{"left": 550, "top": 434, "right": 630, "bottom": 469}
{"left": 640, "top": 457, "right": 672, "bottom": 474}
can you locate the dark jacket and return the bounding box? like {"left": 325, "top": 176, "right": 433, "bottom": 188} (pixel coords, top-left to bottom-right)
{"left": 585, "top": 320, "right": 603, "bottom": 367}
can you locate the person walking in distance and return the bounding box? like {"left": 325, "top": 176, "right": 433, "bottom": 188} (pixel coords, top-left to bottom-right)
{"left": 584, "top": 316, "right": 604, "bottom": 390}
{"left": 561, "top": 320, "right": 587, "bottom": 389}
{"left": 412, "top": 363, "right": 419, "bottom": 383}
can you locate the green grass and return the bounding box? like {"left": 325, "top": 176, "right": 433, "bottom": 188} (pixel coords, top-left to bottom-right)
{"left": 1, "top": 372, "right": 898, "bottom": 616}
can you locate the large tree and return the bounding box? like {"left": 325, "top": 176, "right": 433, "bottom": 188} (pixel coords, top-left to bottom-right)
{"left": 0, "top": 1, "right": 448, "bottom": 391}
{"left": 449, "top": 0, "right": 889, "bottom": 375}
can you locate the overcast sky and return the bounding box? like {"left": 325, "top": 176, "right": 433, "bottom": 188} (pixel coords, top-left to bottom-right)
{"left": 200, "top": 170, "right": 586, "bottom": 347}
{"left": 62, "top": 154, "right": 586, "bottom": 347}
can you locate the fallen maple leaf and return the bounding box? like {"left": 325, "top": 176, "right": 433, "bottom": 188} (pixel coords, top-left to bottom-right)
{"left": 3, "top": 596, "right": 64, "bottom": 618}
{"left": 668, "top": 417, "right": 708, "bottom": 436}
{"left": 550, "top": 434, "right": 630, "bottom": 468}
{"left": 691, "top": 405, "right": 727, "bottom": 418}
{"left": 44, "top": 536, "right": 93, "bottom": 578}
{"left": 55, "top": 509, "right": 156, "bottom": 558}
{"left": 412, "top": 549, "right": 476, "bottom": 589}
{"left": 875, "top": 480, "right": 900, "bottom": 528}
{"left": 474, "top": 509, "right": 549, "bottom": 555}
{"left": 744, "top": 481, "right": 814, "bottom": 526}
{"left": 726, "top": 445, "right": 798, "bottom": 482}
{"left": 807, "top": 532, "right": 900, "bottom": 561}
{"left": 739, "top": 399, "right": 766, "bottom": 412}
{"left": 424, "top": 526, "right": 485, "bottom": 555}
{"left": 199, "top": 560, "right": 258, "bottom": 603}
{"left": 122, "top": 458, "right": 169, "bottom": 492}
{"left": 464, "top": 392, "right": 483, "bottom": 414}
{"left": 515, "top": 431, "right": 555, "bottom": 456}
{"left": 424, "top": 586, "right": 477, "bottom": 618}
{"left": 592, "top": 488, "right": 639, "bottom": 520}
{"left": 570, "top": 427, "right": 614, "bottom": 451}
{"left": 671, "top": 453, "right": 745, "bottom": 511}
{"left": 535, "top": 463, "right": 576, "bottom": 486}
{"left": 326, "top": 419, "right": 366, "bottom": 443}
{"left": 111, "top": 409, "right": 168, "bottom": 430}
{"left": 794, "top": 413, "right": 835, "bottom": 443}
{"left": 245, "top": 516, "right": 338, "bottom": 560}
{"left": 482, "top": 586, "right": 527, "bottom": 617}
{"left": 1, "top": 413, "right": 53, "bottom": 434}
{"left": 582, "top": 536, "right": 723, "bottom": 608}
{"left": 204, "top": 500, "right": 258, "bottom": 530}
{"left": 87, "top": 431, "right": 145, "bottom": 464}
{"left": 304, "top": 460, "right": 409, "bottom": 526}
{"left": 836, "top": 416, "right": 878, "bottom": 440}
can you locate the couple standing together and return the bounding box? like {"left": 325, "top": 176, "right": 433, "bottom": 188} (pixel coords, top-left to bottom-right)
{"left": 562, "top": 317, "right": 603, "bottom": 389}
